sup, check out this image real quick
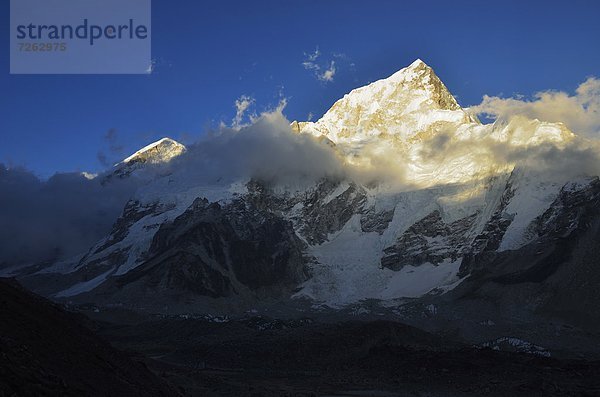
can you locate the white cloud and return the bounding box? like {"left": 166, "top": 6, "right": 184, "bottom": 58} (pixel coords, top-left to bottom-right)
{"left": 275, "top": 97, "right": 288, "bottom": 113}
{"left": 318, "top": 61, "right": 336, "bottom": 82}
{"left": 145, "top": 59, "right": 156, "bottom": 74}
{"left": 302, "top": 50, "right": 320, "bottom": 72}
{"left": 469, "top": 77, "right": 600, "bottom": 137}
{"left": 232, "top": 95, "right": 255, "bottom": 128}
{"left": 304, "top": 47, "right": 320, "bottom": 63}
{"left": 302, "top": 46, "right": 339, "bottom": 84}
{"left": 172, "top": 109, "right": 347, "bottom": 188}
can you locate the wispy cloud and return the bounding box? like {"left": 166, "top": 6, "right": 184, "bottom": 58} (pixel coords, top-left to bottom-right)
{"left": 232, "top": 95, "right": 255, "bottom": 128}
{"left": 302, "top": 47, "right": 340, "bottom": 83}
{"left": 145, "top": 59, "right": 155, "bottom": 74}
{"left": 303, "top": 47, "right": 320, "bottom": 66}
{"left": 146, "top": 58, "right": 158, "bottom": 74}
{"left": 145, "top": 58, "right": 173, "bottom": 75}
{"left": 319, "top": 61, "right": 336, "bottom": 82}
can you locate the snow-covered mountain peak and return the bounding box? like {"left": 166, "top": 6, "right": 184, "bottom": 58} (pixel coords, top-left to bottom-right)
{"left": 387, "top": 58, "right": 459, "bottom": 109}
{"left": 122, "top": 137, "right": 186, "bottom": 165}
{"left": 291, "top": 60, "right": 582, "bottom": 190}
{"left": 103, "top": 137, "right": 187, "bottom": 181}
{"left": 295, "top": 60, "right": 475, "bottom": 145}
{"left": 409, "top": 58, "right": 426, "bottom": 67}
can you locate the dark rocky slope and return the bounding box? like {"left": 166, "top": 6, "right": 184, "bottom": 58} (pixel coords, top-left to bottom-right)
{"left": 0, "top": 278, "right": 179, "bottom": 397}
{"left": 450, "top": 178, "right": 600, "bottom": 329}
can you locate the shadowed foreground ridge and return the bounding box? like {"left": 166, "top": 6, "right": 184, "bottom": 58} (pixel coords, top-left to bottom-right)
{"left": 0, "top": 278, "right": 178, "bottom": 397}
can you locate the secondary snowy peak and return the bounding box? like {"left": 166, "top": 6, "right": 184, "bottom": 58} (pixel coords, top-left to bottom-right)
{"left": 122, "top": 137, "right": 186, "bottom": 165}
{"left": 104, "top": 137, "right": 187, "bottom": 181}
{"left": 295, "top": 59, "right": 476, "bottom": 143}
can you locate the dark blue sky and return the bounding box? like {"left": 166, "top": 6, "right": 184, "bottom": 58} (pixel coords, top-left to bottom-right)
{"left": 2, "top": 0, "right": 600, "bottom": 177}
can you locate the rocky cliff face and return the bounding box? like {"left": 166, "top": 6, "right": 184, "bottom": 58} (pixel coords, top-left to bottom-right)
{"left": 125, "top": 195, "right": 310, "bottom": 296}
{"left": 381, "top": 210, "right": 477, "bottom": 271}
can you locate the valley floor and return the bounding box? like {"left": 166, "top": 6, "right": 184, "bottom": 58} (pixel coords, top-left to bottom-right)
{"left": 95, "top": 314, "right": 600, "bottom": 397}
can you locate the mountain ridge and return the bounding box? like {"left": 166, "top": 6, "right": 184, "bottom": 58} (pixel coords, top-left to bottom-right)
{"left": 11, "top": 60, "right": 600, "bottom": 360}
